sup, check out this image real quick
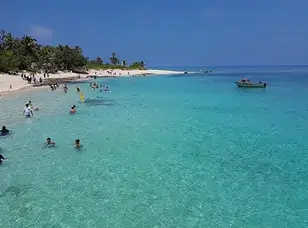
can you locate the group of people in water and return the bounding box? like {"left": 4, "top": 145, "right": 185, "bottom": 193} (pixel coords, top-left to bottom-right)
{"left": 89, "top": 82, "right": 110, "bottom": 92}
{"left": 49, "top": 83, "right": 60, "bottom": 91}
{"left": 0, "top": 131, "right": 83, "bottom": 165}
{"left": 22, "top": 101, "right": 39, "bottom": 117}
{"left": 0, "top": 81, "right": 112, "bottom": 165}
{"left": 42, "top": 137, "right": 82, "bottom": 149}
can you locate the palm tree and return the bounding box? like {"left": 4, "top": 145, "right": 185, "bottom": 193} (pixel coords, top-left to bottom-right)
{"left": 39, "top": 45, "right": 57, "bottom": 72}
{"left": 16, "top": 35, "right": 39, "bottom": 70}
{"left": 73, "top": 46, "right": 83, "bottom": 55}
{"left": 140, "top": 61, "right": 145, "bottom": 68}
{"left": 109, "top": 52, "right": 119, "bottom": 65}
{"left": 21, "top": 36, "right": 38, "bottom": 54}
{"left": 96, "top": 56, "right": 103, "bottom": 64}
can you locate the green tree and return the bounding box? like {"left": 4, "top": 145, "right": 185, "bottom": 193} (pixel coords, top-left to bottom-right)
{"left": 0, "top": 29, "right": 146, "bottom": 73}
{"left": 38, "top": 45, "right": 58, "bottom": 73}
{"left": 18, "top": 35, "right": 39, "bottom": 70}
{"left": 96, "top": 56, "right": 103, "bottom": 64}
{"left": 109, "top": 52, "right": 119, "bottom": 65}
{"left": 0, "top": 50, "right": 19, "bottom": 73}
{"left": 130, "top": 61, "right": 146, "bottom": 70}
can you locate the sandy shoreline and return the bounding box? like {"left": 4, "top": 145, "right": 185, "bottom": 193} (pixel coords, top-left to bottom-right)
{"left": 0, "top": 69, "right": 184, "bottom": 97}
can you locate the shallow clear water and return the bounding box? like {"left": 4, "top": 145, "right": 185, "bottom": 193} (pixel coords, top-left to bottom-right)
{"left": 0, "top": 68, "right": 308, "bottom": 227}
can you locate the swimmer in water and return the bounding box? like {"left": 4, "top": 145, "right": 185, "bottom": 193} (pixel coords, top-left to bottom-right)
{"left": 75, "top": 139, "right": 82, "bottom": 149}
{"left": 76, "top": 87, "right": 80, "bottom": 92}
{"left": 0, "top": 154, "right": 5, "bottom": 164}
{"left": 70, "top": 105, "right": 76, "bottom": 114}
{"left": 0, "top": 126, "right": 10, "bottom": 136}
{"left": 43, "top": 137, "right": 56, "bottom": 147}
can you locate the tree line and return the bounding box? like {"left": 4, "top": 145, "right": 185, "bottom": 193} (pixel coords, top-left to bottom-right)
{"left": 0, "top": 29, "right": 146, "bottom": 74}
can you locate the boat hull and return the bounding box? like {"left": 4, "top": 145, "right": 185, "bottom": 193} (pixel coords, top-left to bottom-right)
{"left": 236, "top": 82, "right": 267, "bottom": 88}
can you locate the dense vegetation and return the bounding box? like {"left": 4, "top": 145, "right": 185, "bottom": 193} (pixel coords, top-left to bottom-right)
{"left": 0, "top": 29, "right": 146, "bottom": 74}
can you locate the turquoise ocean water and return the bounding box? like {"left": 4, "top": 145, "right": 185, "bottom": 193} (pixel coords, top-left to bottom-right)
{"left": 0, "top": 66, "right": 308, "bottom": 227}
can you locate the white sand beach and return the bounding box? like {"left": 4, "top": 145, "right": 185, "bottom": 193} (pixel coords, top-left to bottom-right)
{"left": 0, "top": 69, "right": 183, "bottom": 95}
{"left": 87, "top": 69, "right": 182, "bottom": 77}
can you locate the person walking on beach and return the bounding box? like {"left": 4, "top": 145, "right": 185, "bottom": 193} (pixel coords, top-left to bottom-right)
{"left": 23, "top": 104, "right": 33, "bottom": 117}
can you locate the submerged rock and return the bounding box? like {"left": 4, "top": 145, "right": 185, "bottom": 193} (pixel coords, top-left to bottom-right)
{"left": 78, "top": 98, "right": 116, "bottom": 107}
{"left": 0, "top": 184, "right": 31, "bottom": 198}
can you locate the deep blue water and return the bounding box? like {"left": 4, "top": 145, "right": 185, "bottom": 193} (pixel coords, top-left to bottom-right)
{"left": 0, "top": 67, "right": 308, "bottom": 227}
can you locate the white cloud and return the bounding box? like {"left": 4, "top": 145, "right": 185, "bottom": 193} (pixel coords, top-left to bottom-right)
{"left": 29, "top": 25, "right": 53, "bottom": 38}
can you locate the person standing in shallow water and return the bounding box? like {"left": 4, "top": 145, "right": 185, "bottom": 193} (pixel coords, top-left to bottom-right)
{"left": 23, "top": 104, "right": 33, "bottom": 117}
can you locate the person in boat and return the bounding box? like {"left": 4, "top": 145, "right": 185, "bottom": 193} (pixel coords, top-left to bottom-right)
{"left": 75, "top": 139, "right": 82, "bottom": 149}
{"left": 23, "top": 104, "right": 33, "bottom": 117}
{"left": 70, "top": 105, "right": 76, "bottom": 114}
{"left": 0, "top": 126, "right": 10, "bottom": 136}
{"left": 0, "top": 154, "right": 5, "bottom": 164}
{"left": 43, "top": 137, "right": 56, "bottom": 147}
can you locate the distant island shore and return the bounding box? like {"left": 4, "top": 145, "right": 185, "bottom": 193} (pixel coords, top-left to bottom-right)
{"left": 0, "top": 29, "right": 186, "bottom": 95}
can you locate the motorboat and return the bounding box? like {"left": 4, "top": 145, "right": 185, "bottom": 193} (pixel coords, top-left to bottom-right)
{"left": 235, "top": 78, "right": 267, "bottom": 88}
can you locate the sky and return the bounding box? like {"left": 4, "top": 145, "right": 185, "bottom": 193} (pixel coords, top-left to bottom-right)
{"left": 0, "top": 0, "right": 308, "bottom": 66}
